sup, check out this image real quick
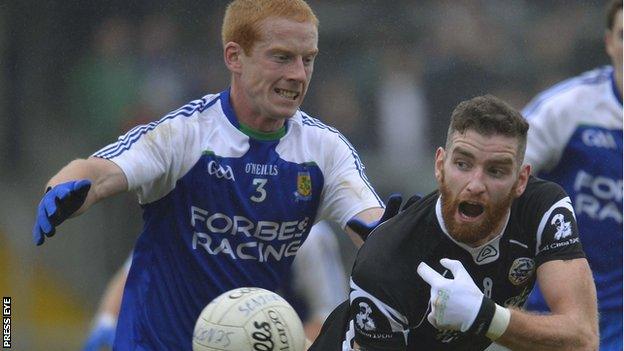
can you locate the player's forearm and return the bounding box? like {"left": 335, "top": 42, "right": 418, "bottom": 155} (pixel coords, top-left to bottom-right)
{"left": 345, "top": 206, "right": 384, "bottom": 247}
{"left": 495, "top": 308, "right": 598, "bottom": 351}
{"left": 46, "top": 157, "right": 128, "bottom": 215}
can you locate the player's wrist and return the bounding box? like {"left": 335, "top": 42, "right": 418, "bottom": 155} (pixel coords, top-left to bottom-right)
{"left": 485, "top": 303, "right": 510, "bottom": 340}
{"left": 466, "top": 296, "right": 496, "bottom": 336}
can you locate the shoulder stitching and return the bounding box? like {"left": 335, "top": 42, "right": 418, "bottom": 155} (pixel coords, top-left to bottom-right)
{"left": 300, "top": 113, "right": 383, "bottom": 206}
{"left": 94, "top": 95, "right": 221, "bottom": 159}
{"left": 523, "top": 66, "right": 612, "bottom": 119}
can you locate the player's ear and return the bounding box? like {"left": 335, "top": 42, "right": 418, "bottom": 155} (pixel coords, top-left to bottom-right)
{"left": 224, "top": 42, "right": 244, "bottom": 73}
{"left": 434, "top": 147, "right": 445, "bottom": 184}
{"left": 514, "top": 164, "right": 531, "bottom": 197}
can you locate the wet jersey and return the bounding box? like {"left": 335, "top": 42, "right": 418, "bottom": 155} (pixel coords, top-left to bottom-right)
{"left": 93, "top": 90, "right": 382, "bottom": 350}
{"left": 310, "top": 177, "right": 585, "bottom": 351}
{"left": 522, "top": 66, "right": 622, "bottom": 349}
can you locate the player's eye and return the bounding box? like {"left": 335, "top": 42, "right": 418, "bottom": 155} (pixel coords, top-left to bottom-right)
{"left": 274, "top": 54, "right": 289, "bottom": 62}
{"left": 488, "top": 168, "right": 506, "bottom": 178}
{"left": 455, "top": 160, "right": 471, "bottom": 171}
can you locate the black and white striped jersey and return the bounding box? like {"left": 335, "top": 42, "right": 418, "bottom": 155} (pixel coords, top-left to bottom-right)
{"left": 310, "top": 176, "right": 585, "bottom": 351}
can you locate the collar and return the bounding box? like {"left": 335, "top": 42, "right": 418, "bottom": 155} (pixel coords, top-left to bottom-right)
{"left": 435, "top": 196, "right": 510, "bottom": 265}
{"left": 219, "top": 88, "right": 289, "bottom": 140}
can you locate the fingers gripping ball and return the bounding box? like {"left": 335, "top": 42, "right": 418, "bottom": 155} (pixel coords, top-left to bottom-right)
{"left": 192, "top": 287, "right": 306, "bottom": 351}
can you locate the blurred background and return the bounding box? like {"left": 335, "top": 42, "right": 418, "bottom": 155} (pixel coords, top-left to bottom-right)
{"left": 0, "top": 0, "right": 614, "bottom": 349}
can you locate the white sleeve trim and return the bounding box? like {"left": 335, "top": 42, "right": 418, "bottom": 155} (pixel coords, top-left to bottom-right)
{"left": 350, "top": 279, "right": 409, "bottom": 335}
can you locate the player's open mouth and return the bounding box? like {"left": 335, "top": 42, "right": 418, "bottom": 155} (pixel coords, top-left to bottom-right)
{"left": 275, "top": 88, "right": 299, "bottom": 100}
{"left": 458, "top": 201, "right": 484, "bottom": 220}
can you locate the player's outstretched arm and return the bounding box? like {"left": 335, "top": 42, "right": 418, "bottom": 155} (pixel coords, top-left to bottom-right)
{"left": 417, "top": 258, "right": 598, "bottom": 351}
{"left": 346, "top": 194, "right": 402, "bottom": 243}
{"left": 496, "top": 258, "right": 598, "bottom": 351}
{"left": 33, "top": 157, "right": 128, "bottom": 245}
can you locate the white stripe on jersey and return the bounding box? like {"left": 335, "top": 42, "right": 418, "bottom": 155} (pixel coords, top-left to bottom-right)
{"left": 299, "top": 112, "right": 383, "bottom": 206}
{"left": 350, "top": 279, "right": 410, "bottom": 343}
{"left": 523, "top": 66, "right": 613, "bottom": 118}
{"left": 94, "top": 96, "right": 218, "bottom": 159}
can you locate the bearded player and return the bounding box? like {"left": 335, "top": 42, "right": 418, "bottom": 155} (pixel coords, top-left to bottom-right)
{"left": 310, "top": 95, "right": 598, "bottom": 351}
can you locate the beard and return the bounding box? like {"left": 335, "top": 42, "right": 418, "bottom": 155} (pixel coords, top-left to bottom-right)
{"left": 439, "top": 171, "right": 517, "bottom": 245}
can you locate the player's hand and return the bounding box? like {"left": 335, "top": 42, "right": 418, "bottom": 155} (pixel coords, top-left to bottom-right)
{"left": 417, "top": 259, "right": 486, "bottom": 333}
{"left": 400, "top": 193, "right": 423, "bottom": 211}
{"left": 347, "top": 194, "right": 402, "bottom": 240}
{"left": 32, "top": 179, "right": 91, "bottom": 246}
{"left": 82, "top": 317, "right": 116, "bottom": 351}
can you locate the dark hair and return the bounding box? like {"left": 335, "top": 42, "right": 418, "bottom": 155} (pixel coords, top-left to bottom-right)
{"left": 606, "top": 0, "right": 622, "bottom": 30}
{"left": 446, "top": 94, "right": 529, "bottom": 164}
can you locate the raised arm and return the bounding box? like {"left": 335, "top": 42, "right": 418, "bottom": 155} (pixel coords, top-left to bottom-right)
{"left": 33, "top": 157, "right": 128, "bottom": 245}
{"left": 496, "top": 258, "right": 598, "bottom": 351}
{"left": 47, "top": 157, "right": 128, "bottom": 212}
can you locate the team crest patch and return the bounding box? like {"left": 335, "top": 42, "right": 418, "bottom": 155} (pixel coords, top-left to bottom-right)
{"left": 508, "top": 257, "right": 535, "bottom": 286}
{"left": 294, "top": 171, "right": 312, "bottom": 201}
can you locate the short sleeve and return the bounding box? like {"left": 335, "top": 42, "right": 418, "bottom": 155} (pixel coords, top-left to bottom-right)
{"left": 315, "top": 133, "right": 383, "bottom": 228}
{"left": 523, "top": 103, "right": 558, "bottom": 172}
{"left": 349, "top": 279, "right": 409, "bottom": 350}
{"left": 522, "top": 95, "right": 578, "bottom": 174}
{"left": 534, "top": 196, "right": 585, "bottom": 266}
{"left": 93, "top": 112, "right": 204, "bottom": 204}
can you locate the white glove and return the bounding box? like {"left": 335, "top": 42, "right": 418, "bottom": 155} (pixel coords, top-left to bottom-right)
{"left": 417, "top": 258, "right": 510, "bottom": 340}
{"left": 417, "top": 258, "right": 483, "bottom": 332}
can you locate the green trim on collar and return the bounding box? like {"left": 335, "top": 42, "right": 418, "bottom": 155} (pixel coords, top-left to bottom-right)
{"left": 239, "top": 122, "right": 286, "bottom": 141}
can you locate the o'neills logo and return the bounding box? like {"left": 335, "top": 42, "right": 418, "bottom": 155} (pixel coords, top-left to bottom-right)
{"left": 475, "top": 244, "right": 498, "bottom": 264}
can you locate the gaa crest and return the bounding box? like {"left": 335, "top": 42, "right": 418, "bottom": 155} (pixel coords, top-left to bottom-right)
{"left": 508, "top": 257, "right": 535, "bottom": 286}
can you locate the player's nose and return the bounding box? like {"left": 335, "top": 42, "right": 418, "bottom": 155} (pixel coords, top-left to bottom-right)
{"left": 286, "top": 56, "right": 307, "bottom": 82}
{"left": 465, "top": 170, "right": 486, "bottom": 195}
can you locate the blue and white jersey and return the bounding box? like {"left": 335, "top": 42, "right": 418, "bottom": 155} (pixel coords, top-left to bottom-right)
{"left": 93, "top": 90, "right": 382, "bottom": 350}
{"left": 523, "top": 66, "right": 622, "bottom": 349}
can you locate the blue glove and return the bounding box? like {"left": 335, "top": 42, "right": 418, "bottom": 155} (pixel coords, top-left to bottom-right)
{"left": 32, "top": 179, "right": 91, "bottom": 245}
{"left": 82, "top": 319, "right": 116, "bottom": 351}
{"left": 347, "top": 194, "right": 403, "bottom": 240}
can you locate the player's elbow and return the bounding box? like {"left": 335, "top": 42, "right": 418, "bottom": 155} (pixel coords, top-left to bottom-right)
{"left": 573, "top": 321, "right": 599, "bottom": 351}
{"left": 582, "top": 328, "right": 599, "bottom": 351}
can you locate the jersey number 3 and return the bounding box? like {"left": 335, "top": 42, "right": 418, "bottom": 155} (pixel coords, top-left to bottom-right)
{"left": 251, "top": 178, "right": 268, "bottom": 202}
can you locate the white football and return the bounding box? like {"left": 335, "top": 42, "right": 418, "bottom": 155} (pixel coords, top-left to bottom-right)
{"left": 192, "top": 287, "right": 306, "bottom": 351}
